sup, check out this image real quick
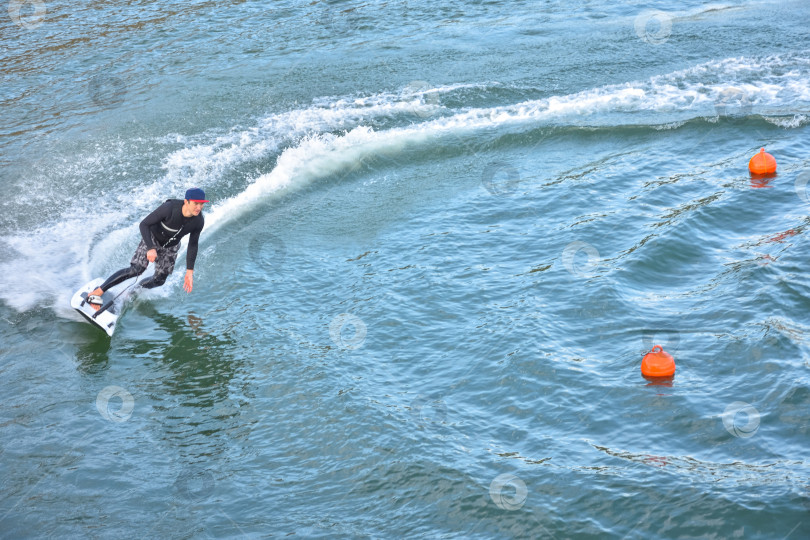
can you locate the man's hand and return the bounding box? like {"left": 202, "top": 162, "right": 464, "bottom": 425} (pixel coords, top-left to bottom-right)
{"left": 184, "top": 269, "right": 194, "bottom": 293}
{"left": 146, "top": 249, "right": 157, "bottom": 263}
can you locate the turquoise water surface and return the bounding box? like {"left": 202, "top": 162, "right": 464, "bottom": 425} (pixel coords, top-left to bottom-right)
{"left": 2, "top": 0, "right": 810, "bottom": 538}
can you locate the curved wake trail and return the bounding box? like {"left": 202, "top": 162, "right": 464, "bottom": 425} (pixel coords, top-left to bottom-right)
{"left": 1, "top": 53, "right": 808, "bottom": 314}
{"left": 204, "top": 52, "right": 810, "bottom": 233}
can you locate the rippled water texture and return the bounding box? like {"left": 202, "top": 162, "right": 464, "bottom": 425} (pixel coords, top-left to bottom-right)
{"left": 2, "top": 0, "right": 809, "bottom": 538}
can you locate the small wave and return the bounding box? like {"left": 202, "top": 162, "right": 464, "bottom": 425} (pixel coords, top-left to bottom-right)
{"left": 763, "top": 114, "right": 810, "bottom": 129}
{"left": 681, "top": 3, "right": 747, "bottom": 19}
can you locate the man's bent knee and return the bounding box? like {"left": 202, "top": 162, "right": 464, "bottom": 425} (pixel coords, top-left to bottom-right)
{"left": 139, "top": 274, "right": 169, "bottom": 289}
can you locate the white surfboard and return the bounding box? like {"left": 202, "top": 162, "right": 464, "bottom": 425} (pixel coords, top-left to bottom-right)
{"left": 70, "top": 278, "right": 120, "bottom": 337}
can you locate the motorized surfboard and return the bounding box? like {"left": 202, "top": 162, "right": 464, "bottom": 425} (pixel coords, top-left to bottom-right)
{"left": 70, "top": 278, "right": 121, "bottom": 337}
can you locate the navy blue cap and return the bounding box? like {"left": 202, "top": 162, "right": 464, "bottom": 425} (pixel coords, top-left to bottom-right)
{"left": 185, "top": 187, "right": 209, "bottom": 202}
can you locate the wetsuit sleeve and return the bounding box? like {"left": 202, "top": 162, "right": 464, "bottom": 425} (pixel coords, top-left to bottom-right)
{"left": 185, "top": 216, "right": 204, "bottom": 270}
{"left": 139, "top": 201, "right": 173, "bottom": 249}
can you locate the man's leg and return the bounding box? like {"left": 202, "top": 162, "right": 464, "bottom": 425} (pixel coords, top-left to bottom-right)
{"left": 138, "top": 272, "right": 168, "bottom": 289}
{"left": 89, "top": 239, "right": 151, "bottom": 298}
{"left": 138, "top": 243, "right": 181, "bottom": 289}
{"left": 92, "top": 264, "right": 147, "bottom": 295}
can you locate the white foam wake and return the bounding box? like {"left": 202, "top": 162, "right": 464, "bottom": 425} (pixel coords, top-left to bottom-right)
{"left": 1, "top": 53, "right": 808, "bottom": 315}
{"left": 203, "top": 52, "right": 810, "bottom": 234}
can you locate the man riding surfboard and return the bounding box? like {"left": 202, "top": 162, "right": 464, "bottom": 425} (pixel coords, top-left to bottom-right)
{"left": 87, "top": 188, "right": 208, "bottom": 307}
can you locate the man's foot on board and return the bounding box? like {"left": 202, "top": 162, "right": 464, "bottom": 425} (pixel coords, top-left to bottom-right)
{"left": 87, "top": 288, "right": 104, "bottom": 311}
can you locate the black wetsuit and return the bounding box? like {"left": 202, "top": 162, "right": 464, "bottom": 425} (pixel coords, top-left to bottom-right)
{"left": 98, "top": 200, "right": 205, "bottom": 291}
{"left": 140, "top": 199, "right": 204, "bottom": 266}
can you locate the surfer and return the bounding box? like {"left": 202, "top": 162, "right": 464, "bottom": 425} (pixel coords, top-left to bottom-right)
{"left": 88, "top": 188, "right": 208, "bottom": 304}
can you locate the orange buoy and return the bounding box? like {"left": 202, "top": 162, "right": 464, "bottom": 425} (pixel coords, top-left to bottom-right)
{"left": 748, "top": 148, "right": 777, "bottom": 175}
{"left": 641, "top": 345, "right": 675, "bottom": 378}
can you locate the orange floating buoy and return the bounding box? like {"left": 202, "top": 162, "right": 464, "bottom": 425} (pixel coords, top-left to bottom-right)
{"left": 748, "top": 148, "right": 777, "bottom": 175}
{"left": 641, "top": 345, "right": 675, "bottom": 378}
